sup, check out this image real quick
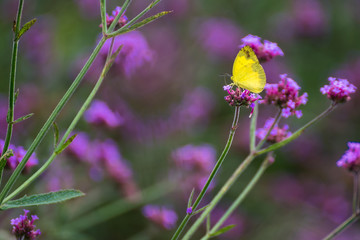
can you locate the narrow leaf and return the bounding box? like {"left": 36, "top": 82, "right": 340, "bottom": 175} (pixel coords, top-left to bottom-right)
{"left": 52, "top": 122, "right": 59, "bottom": 148}
{"left": 187, "top": 188, "right": 195, "bottom": 209}
{"left": 209, "top": 225, "right": 236, "bottom": 238}
{"left": 14, "top": 89, "right": 20, "bottom": 103}
{"left": 55, "top": 134, "right": 77, "bottom": 154}
{"left": 194, "top": 205, "right": 209, "bottom": 215}
{"left": 12, "top": 113, "right": 34, "bottom": 124}
{"left": 206, "top": 215, "right": 211, "bottom": 233}
{"left": 0, "top": 189, "right": 84, "bottom": 210}
{"left": 15, "top": 18, "right": 37, "bottom": 41}
{"left": 12, "top": 20, "right": 16, "bottom": 33}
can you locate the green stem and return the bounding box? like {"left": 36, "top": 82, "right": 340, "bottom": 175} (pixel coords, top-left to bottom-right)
{"left": 181, "top": 154, "right": 255, "bottom": 240}
{"left": 353, "top": 173, "right": 359, "bottom": 213}
{"left": 249, "top": 102, "right": 258, "bottom": 152}
{"left": 106, "top": 0, "right": 132, "bottom": 33}
{"left": 63, "top": 180, "right": 175, "bottom": 231}
{"left": 256, "top": 103, "right": 336, "bottom": 156}
{"left": 3, "top": 37, "right": 114, "bottom": 203}
{"left": 0, "top": 36, "right": 106, "bottom": 204}
{"left": 2, "top": 0, "right": 25, "bottom": 158}
{"left": 255, "top": 109, "right": 282, "bottom": 150}
{"left": 100, "top": 0, "right": 107, "bottom": 33}
{"left": 323, "top": 214, "right": 359, "bottom": 240}
{"left": 171, "top": 106, "right": 241, "bottom": 240}
{"left": 202, "top": 155, "right": 272, "bottom": 240}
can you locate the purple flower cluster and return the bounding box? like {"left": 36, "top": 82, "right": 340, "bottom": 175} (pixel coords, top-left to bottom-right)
{"left": 239, "top": 34, "right": 284, "bottom": 62}
{"left": 337, "top": 142, "right": 360, "bottom": 172}
{"left": 84, "top": 100, "right": 124, "bottom": 128}
{"left": 256, "top": 118, "right": 292, "bottom": 143}
{"left": 224, "top": 86, "right": 261, "bottom": 116}
{"left": 172, "top": 144, "right": 216, "bottom": 191}
{"left": 260, "top": 74, "right": 308, "bottom": 118}
{"left": 102, "top": 6, "right": 128, "bottom": 29}
{"left": 320, "top": 77, "right": 356, "bottom": 104}
{"left": 0, "top": 140, "right": 38, "bottom": 172}
{"left": 142, "top": 205, "right": 178, "bottom": 229}
{"left": 66, "top": 133, "right": 137, "bottom": 197}
{"left": 11, "top": 209, "right": 41, "bottom": 240}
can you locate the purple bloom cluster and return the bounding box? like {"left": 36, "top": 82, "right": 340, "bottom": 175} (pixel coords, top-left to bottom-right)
{"left": 224, "top": 86, "right": 261, "bottom": 116}
{"left": 256, "top": 118, "right": 292, "bottom": 143}
{"left": 66, "top": 133, "right": 138, "bottom": 197}
{"left": 172, "top": 144, "right": 216, "bottom": 191}
{"left": 260, "top": 74, "right": 308, "bottom": 118}
{"left": 102, "top": 6, "right": 128, "bottom": 29}
{"left": 239, "top": 34, "right": 284, "bottom": 62}
{"left": 320, "top": 77, "right": 356, "bottom": 104}
{"left": 0, "top": 140, "right": 38, "bottom": 172}
{"left": 10, "top": 209, "right": 41, "bottom": 240}
{"left": 337, "top": 142, "right": 360, "bottom": 172}
{"left": 142, "top": 205, "right": 178, "bottom": 229}
{"left": 84, "top": 100, "right": 124, "bottom": 128}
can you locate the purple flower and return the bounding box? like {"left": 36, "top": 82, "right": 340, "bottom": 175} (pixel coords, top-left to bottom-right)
{"left": 196, "top": 18, "right": 243, "bottom": 59}
{"left": 99, "top": 31, "right": 153, "bottom": 78}
{"left": 240, "top": 34, "right": 284, "bottom": 62}
{"left": 337, "top": 142, "right": 360, "bottom": 172}
{"left": 260, "top": 74, "right": 308, "bottom": 118}
{"left": 66, "top": 132, "right": 92, "bottom": 163}
{"left": 186, "top": 207, "right": 193, "bottom": 214}
{"left": 224, "top": 86, "right": 261, "bottom": 116}
{"left": 142, "top": 205, "right": 178, "bottom": 229}
{"left": 101, "top": 6, "right": 128, "bottom": 29}
{"left": 320, "top": 77, "right": 356, "bottom": 104}
{"left": 84, "top": 100, "right": 124, "bottom": 128}
{"left": 256, "top": 118, "right": 292, "bottom": 143}
{"left": 10, "top": 209, "right": 41, "bottom": 240}
{"left": 1, "top": 141, "right": 38, "bottom": 172}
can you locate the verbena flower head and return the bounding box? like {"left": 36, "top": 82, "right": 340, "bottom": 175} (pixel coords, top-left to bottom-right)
{"left": 337, "top": 142, "right": 360, "bottom": 172}
{"left": 11, "top": 209, "right": 41, "bottom": 240}
{"left": 142, "top": 205, "right": 178, "bottom": 229}
{"left": 224, "top": 85, "right": 261, "bottom": 117}
{"left": 84, "top": 100, "right": 124, "bottom": 128}
{"left": 260, "top": 74, "right": 308, "bottom": 118}
{"left": 320, "top": 77, "right": 356, "bottom": 104}
{"left": 256, "top": 118, "right": 292, "bottom": 143}
{"left": 102, "top": 6, "right": 128, "bottom": 29}
{"left": 239, "top": 34, "right": 284, "bottom": 62}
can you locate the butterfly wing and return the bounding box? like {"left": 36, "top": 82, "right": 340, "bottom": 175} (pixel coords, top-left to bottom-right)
{"left": 231, "top": 46, "right": 266, "bottom": 93}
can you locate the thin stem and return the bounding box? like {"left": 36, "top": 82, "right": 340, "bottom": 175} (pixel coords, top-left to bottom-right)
{"left": 323, "top": 214, "right": 359, "bottom": 240}
{"left": 202, "top": 155, "right": 272, "bottom": 240}
{"left": 255, "top": 109, "right": 282, "bottom": 150}
{"left": 3, "top": 37, "right": 115, "bottom": 203}
{"left": 256, "top": 104, "right": 336, "bottom": 156}
{"left": 249, "top": 102, "right": 258, "bottom": 152}
{"left": 2, "top": 0, "right": 25, "bottom": 156}
{"left": 100, "top": 0, "right": 107, "bottom": 33}
{"left": 171, "top": 106, "right": 241, "bottom": 240}
{"left": 353, "top": 172, "right": 359, "bottom": 213}
{"left": 63, "top": 180, "right": 175, "bottom": 231}
{"left": 106, "top": 0, "right": 132, "bottom": 33}
{"left": 0, "top": 37, "right": 106, "bottom": 204}
{"left": 182, "top": 154, "right": 256, "bottom": 240}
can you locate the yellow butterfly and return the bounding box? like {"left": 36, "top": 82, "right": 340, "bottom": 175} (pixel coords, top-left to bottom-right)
{"left": 231, "top": 46, "right": 266, "bottom": 93}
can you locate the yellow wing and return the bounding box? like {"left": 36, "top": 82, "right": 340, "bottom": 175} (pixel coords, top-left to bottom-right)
{"left": 231, "top": 46, "right": 266, "bottom": 93}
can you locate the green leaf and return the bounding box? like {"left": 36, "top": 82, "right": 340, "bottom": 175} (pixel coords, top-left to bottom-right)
{"left": 194, "top": 205, "right": 209, "bottom": 215}
{"left": 206, "top": 215, "right": 211, "bottom": 233}
{"left": 15, "top": 18, "right": 37, "bottom": 41}
{"left": 52, "top": 122, "right": 59, "bottom": 148}
{"left": 0, "top": 190, "right": 84, "bottom": 210}
{"left": 187, "top": 188, "right": 195, "bottom": 209}
{"left": 209, "top": 225, "right": 236, "bottom": 238}
{"left": 14, "top": 89, "right": 19, "bottom": 103}
{"left": 12, "top": 113, "right": 34, "bottom": 124}
{"left": 55, "top": 134, "right": 77, "bottom": 154}
{"left": 127, "top": 11, "right": 172, "bottom": 31}
{"left": 0, "top": 149, "right": 13, "bottom": 171}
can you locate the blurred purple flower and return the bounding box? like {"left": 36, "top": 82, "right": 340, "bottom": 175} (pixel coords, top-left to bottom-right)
{"left": 260, "top": 74, "right": 308, "bottom": 118}
{"left": 11, "top": 209, "right": 41, "bottom": 240}
{"left": 196, "top": 18, "right": 243, "bottom": 59}
{"left": 224, "top": 86, "right": 261, "bottom": 116}
{"left": 102, "top": 6, "right": 128, "bottom": 29}
{"left": 320, "top": 77, "right": 356, "bottom": 104}
{"left": 142, "top": 205, "right": 178, "bottom": 229}
{"left": 46, "top": 161, "right": 74, "bottom": 192}
{"left": 240, "top": 34, "right": 284, "bottom": 62}
{"left": 66, "top": 132, "right": 92, "bottom": 163}
{"left": 337, "top": 142, "right": 360, "bottom": 172}
{"left": 84, "top": 100, "right": 124, "bottom": 128}
{"left": 256, "top": 118, "right": 292, "bottom": 143}
{"left": 99, "top": 31, "right": 154, "bottom": 78}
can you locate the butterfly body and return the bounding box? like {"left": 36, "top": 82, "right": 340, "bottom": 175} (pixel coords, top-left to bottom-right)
{"left": 231, "top": 46, "right": 266, "bottom": 93}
